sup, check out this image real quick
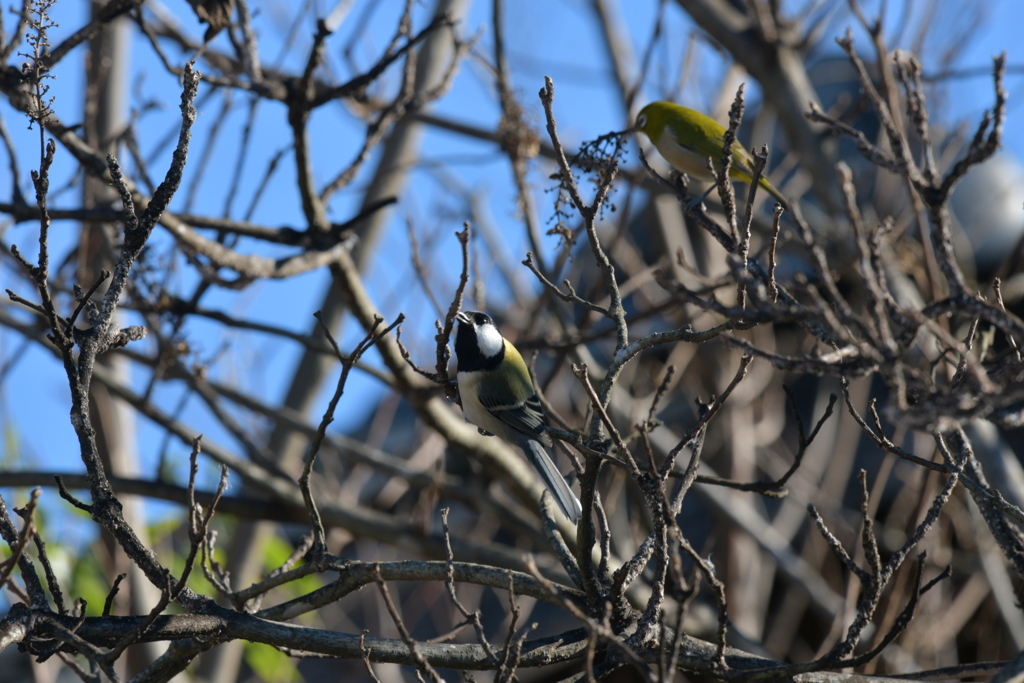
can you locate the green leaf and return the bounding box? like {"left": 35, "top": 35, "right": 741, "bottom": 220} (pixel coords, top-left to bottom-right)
{"left": 244, "top": 642, "right": 302, "bottom": 683}
{"left": 262, "top": 534, "right": 323, "bottom": 599}
{"left": 68, "top": 551, "right": 110, "bottom": 616}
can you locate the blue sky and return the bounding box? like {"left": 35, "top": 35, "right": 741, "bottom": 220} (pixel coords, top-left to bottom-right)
{"left": 1, "top": 0, "right": 1022, "bottom": 555}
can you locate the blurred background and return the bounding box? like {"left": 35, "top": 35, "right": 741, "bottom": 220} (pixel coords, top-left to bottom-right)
{"left": 1, "top": 0, "right": 1024, "bottom": 680}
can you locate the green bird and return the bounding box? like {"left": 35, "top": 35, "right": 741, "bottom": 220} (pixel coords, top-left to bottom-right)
{"left": 635, "top": 100, "right": 787, "bottom": 208}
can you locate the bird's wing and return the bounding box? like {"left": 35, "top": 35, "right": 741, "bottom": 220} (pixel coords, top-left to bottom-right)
{"left": 671, "top": 118, "right": 760, "bottom": 177}
{"left": 731, "top": 146, "right": 759, "bottom": 177}
{"left": 477, "top": 392, "right": 553, "bottom": 447}
{"left": 671, "top": 119, "right": 784, "bottom": 204}
{"left": 677, "top": 125, "right": 725, "bottom": 160}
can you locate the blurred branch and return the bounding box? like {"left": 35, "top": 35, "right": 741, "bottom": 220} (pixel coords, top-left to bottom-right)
{"left": 1, "top": 472, "right": 283, "bottom": 522}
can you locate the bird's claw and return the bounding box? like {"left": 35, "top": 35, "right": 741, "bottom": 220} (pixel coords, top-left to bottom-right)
{"left": 685, "top": 197, "right": 706, "bottom": 213}
{"left": 445, "top": 381, "right": 460, "bottom": 406}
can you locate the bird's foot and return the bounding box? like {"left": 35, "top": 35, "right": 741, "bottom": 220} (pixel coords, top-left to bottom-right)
{"left": 444, "top": 381, "right": 460, "bottom": 406}
{"left": 684, "top": 184, "right": 716, "bottom": 213}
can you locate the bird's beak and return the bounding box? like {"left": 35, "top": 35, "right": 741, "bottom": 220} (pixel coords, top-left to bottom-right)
{"left": 455, "top": 311, "right": 470, "bottom": 324}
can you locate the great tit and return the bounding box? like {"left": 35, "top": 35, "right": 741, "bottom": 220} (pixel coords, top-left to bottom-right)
{"left": 454, "top": 310, "right": 582, "bottom": 524}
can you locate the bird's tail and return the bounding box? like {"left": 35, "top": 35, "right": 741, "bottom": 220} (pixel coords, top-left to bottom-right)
{"left": 523, "top": 439, "right": 582, "bottom": 524}
{"left": 759, "top": 177, "right": 790, "bottom": 213}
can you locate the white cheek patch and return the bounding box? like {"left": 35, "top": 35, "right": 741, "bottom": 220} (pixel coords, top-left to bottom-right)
{"left": 477, "top": 324, "right": 505, "bottom": 358}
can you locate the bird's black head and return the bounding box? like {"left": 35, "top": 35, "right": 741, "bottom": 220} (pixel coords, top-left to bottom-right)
{"left": 455, "top": 310, "right": 504, "bottom": 372}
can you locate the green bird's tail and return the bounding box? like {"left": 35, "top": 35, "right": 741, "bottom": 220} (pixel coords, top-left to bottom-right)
{"left": 759, "top": 177, "right": 789, "bottom": 213}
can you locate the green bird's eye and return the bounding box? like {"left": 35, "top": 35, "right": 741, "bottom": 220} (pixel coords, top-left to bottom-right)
{"left": 636, "top": 113, "right": 647, "bottom": 129}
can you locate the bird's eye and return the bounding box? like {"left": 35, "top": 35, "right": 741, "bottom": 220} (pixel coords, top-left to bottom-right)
{"left": 636, "top": 113, "right": 647, "bottom": 129}
{"left": 475, "top": 313, "right": 488, "bottom": 325}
